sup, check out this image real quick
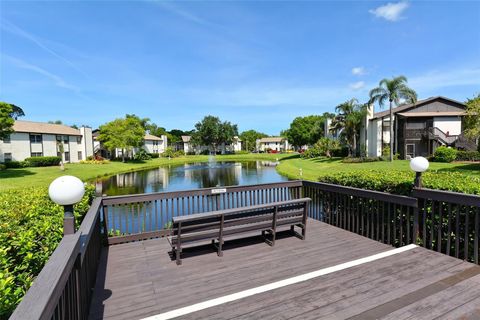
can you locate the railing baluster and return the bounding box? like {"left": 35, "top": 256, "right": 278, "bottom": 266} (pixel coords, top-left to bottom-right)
{"left": 465, "top": 205, "right": 469, "bottom": 261}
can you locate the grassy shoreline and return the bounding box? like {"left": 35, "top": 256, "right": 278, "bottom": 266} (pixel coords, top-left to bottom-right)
{"left": 1, "top": 153, "right": 478, "bottom": 191}
{"left": 0, "top": 153, "right": 293, "bottom": 191}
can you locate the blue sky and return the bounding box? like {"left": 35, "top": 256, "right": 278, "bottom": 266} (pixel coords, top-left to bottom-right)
{"left": 1, "top": 1, "right": 479, "bottom": 135}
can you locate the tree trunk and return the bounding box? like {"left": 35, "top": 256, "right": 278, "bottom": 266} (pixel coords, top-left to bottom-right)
{"left": 353, "top": 134, "right": 357, "bottom": 157}
{"left": 122, "top": 149, "right": 126, "bottom": 162}
{"left": 389, "top": 100, "right": 394, "bottom": 162}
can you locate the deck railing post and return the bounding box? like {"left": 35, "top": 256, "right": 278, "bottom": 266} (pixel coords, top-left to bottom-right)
{"left": 64, "top": 204, "right": 76, "bottom": 235}
{"left": 413, "top": 206, "right": 419, "bottom": 245}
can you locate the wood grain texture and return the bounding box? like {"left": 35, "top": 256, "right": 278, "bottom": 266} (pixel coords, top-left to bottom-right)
{"left": 88, "top": 220, "right": 480, "bottom": 320}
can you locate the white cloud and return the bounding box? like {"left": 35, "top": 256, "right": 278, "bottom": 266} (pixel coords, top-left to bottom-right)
{"left": 369, "top": 2, "right": 410, "bottom": 22}
{"left": 352, "top": 67, "right": 366, "bottom": 76}
{"left": 349, "top": 81, "right": 366, "bottom": 90}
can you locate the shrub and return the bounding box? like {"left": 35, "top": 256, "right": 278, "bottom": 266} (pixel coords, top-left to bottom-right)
{"left": 149, "top": 153, "right": 160, "bottom": 158}
{"left": 318, "top": 170, "right": 480, "bottom": 196}
{"left": 234, "top": 150, "right": 250, "bottom": 155}
{"left": 331, "top": 146, "right": 349, "bottom": 157}
{"left": 0, "top": 164, "right": 5, "bottom": 171}
{"left": 133, "top": 149, "right": 151, "bottom": 161}
{"left": 4, "top": 161, "right": 29, "bottom": 169}
{"left": 24, "top": 156, "right": 62, "bottom": 167}
{"left": 456, "top": 150, "right": 480, "bottom": 162}
{"left": 162, "top": 147, "right": 175, "bottom": 158}
{"left": 300, "top": 147, "right": 323, "bottom": 159}
{"left": 433, "top": 146, "right": 457, "bottom": 163}
{"left": 174, "top": 150, "right": 185, "bottom": 157}
{"left": 0, "top": 185, "right": 95, "bottom": 318}
{"left": 86, "top": 155, "right": 94, "bottom": 161}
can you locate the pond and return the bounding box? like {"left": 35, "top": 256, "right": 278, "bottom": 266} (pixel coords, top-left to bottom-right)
{"left": 98, "top": 160, "right": 288, "bottom": 196}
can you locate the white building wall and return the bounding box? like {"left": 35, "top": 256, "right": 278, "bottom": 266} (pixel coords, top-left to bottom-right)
{"left": 433, "top": 117, "right": 462, "bottom": 136}
{"left": 0, "top": 130, "right": 94, "bottom": 163}
{"left": 367, "top": 119, "right": 383, "bottom": 157}
{"left": 80, "top": 127, "right": 94, "bottom": 159}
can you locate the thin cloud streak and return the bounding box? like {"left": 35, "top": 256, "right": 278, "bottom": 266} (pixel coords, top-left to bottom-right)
{"left": 1, "top": 20, "right": 89, "bottom": 78}
{"left": 150, "top": 1, "right": 217, "bottom": 27}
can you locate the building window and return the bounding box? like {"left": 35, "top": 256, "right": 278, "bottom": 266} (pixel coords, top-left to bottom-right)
{"left": 78, "top": 151, "right": 82, "bottom": 160}
{"left": 4, "top": 153, "right": 12, "bottom": 162}
{"left": 77, "top": 136, "right": 82, "bottom": 144}
{"left": 63, "top": 136, "right": 69, "bottom": 144}
{"left": 31, "top": 152, "right": 43, "bottom": 157}
{"left": 64, "top": 152, "right": 70, "bottom": 162}
{"left": 30, "top": 134, "right": 42, "bottom": 143}
{"left": 2, "top": 135, "right": 11, "bottom": 143}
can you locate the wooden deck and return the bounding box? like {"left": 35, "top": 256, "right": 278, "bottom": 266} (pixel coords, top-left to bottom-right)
{"left": 89, "top": 219, "right": 480, "bottom": 320}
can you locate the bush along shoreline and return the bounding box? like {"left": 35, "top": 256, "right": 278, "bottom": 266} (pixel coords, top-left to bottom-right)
{"left": 0, "top": 185, "right": 95, "bottom": 318}
{"left": 319, "top": 170, "right": 480, "bottom": 196}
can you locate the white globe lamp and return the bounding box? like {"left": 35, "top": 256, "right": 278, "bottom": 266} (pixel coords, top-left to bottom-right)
{"left": 49, "top": 176, "right": 85, "bottom": 235}
{"left": 409, "top": 156, "right": 429, "bottom": 188}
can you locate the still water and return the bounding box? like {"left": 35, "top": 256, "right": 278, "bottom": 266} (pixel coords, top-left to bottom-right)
{"left": 99, "top": 160, "right": 288, "bottom": 196}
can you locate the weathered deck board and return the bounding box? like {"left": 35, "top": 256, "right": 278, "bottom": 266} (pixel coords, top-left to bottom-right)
{"left": 89, "top": 219, "right": 480, "bottom": 320}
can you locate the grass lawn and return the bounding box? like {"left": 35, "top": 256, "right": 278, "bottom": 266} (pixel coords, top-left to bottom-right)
{"left": 276, "top": 156, "right": 480, "bottom": 181}
{"left": 0, "top": 153, "right": 293, "bottom": 191}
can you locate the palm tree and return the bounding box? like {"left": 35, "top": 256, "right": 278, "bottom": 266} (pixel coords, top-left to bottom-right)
{"left": 369, "top": 76, "right": 417, "bottom": 161}
{"left": 330, "top": 98, "right": 367, "bottom": 157}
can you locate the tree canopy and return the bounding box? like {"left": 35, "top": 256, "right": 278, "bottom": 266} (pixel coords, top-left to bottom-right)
{"left": 369, "top": 76, "right": 417, "bottom": 161}
{"left": 284, "top": 115, "right": 327, "bottom": 148}
{"left": 98, "top": 116, "right": 145, "bottom": 161}
{"left": 191, "top": 115, "right": 238, "bottom": 154}
{"left": 330, "top": 99, "right": 367, "bottom": 156}
{"left": 239, "top": 130, "right": 268, "bottom": 152}
{"left": 0, "top": 102, "right": 15, "bottom": 140}
{"left": 464, "top": 94, "right": 480, "bottom": 140}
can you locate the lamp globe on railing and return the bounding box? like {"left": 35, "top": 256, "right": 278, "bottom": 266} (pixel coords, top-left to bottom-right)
{"left": 49, "top": 176, "right": 85, "bottom": 235}
{"left": 410, "top": 156, "right": 429, "bottom": 188}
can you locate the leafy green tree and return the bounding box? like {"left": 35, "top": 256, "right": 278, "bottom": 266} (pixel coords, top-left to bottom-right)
{"left": 98, "top": 116, "right": 145, "bottom": 162}
{"left": 0, "top": 102, "right": 15, "bottom": 140}
{"left": 48, "top": 120, "right": 63, "bottom": 124}
{"left": 191, "top": 115, "right": 238, "bottom": 154}
{"left": 369, "top": 76, "right": 417, "bottom": 161}
{"left": 464, "top": 94, "right": 480, "bottom": 140}
{"left": 315, "top": 137, "right": 340, "bottom": 158}
{"left": 330, "top": 99, "right": 367, "bottom": 157}
{"left": 285, "top": 115, "right": 327, "bottom": 149}
{"left": 240, "top": 130, "right": 268, "bottom": 152}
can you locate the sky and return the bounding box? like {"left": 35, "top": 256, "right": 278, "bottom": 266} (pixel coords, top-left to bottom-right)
{"left": 0, "top": 1, "right": 479, "bottom": 135}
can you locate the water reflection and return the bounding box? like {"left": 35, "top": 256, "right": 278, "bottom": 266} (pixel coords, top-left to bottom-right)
{"left": 99, "top": 161, "right": 288, "bottom": 196}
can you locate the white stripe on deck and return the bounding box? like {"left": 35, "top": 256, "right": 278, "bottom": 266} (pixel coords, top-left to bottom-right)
{"left": 141, "top": 244, "right": 418, "bottom": 320}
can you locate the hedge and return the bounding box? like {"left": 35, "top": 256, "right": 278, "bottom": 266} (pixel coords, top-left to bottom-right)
{"left": 24, "top": 156, "right": 62, "bottom": 167}
{"left": 319, "top": 170, "right": 480, "bottom": 196}
{"left": 456, "top": 150, "right": 480, "bottom": 162}
{"left": 0, "top": 185, "right": 95, "bottom": 318}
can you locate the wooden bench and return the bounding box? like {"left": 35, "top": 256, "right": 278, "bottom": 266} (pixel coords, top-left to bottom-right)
{"left": 167, "top": 198, "right": 311, "bottom": 265}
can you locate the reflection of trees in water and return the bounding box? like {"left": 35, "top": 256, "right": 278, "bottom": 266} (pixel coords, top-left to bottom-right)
{"left": 102, "top": 168, "right": 167, "bottom": 195}
{"left": 101, "top": 161, "right": 282, "bottom": 195}
{"left": 187, "top": 163, "right": 240, "bottom": 187}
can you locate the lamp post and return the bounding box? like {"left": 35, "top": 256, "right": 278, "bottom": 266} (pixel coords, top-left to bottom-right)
{"left": 409, "top": 156, "right": 429, "bottom": 188}
{"left": 49, "top": 176, "right": 85, "bottom": 235}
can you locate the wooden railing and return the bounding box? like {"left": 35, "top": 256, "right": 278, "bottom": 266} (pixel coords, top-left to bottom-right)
{"left": 413, "top": 188, "right": 480, "bottom": 264}
{"left": 8, "top": 180, "right": 480, "bottom": 320}
{"left": 303, "top": 181, "right": 419, "bottom": 247}
{"left": 9, "top": 198, "right": 104, "bottom": 320}
{"left": 102, "top": 180, "right": 303, "bottom": 244}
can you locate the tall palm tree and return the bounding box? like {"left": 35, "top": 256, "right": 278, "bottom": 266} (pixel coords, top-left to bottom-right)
{"left": 369, "top": 76, "right": 417, "bottom": 161}
{"left": 330, "top": 98, "right": 367, "bottom": 157}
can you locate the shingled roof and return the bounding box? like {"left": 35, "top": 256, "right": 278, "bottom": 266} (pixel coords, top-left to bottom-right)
{"left": 13, "top": 120, "right": 82, "bottom": 136}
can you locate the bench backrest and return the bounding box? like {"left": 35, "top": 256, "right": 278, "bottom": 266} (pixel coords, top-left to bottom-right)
{"left": 171, "top": 198, "right": 311, "bottom": 236}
